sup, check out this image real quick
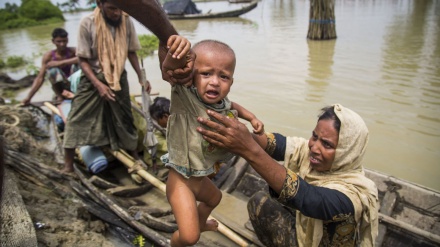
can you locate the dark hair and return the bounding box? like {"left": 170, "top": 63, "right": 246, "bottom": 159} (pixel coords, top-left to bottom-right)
{"left": 193, "top": 39, "right": 235, "bottom": 58}
{"left": 318, "top": 106, "right": 341, "bottom": 133}
{"left": 149, "top": 97, "right": 170, "bottom": 120}
{"left": 52, "top": 28, "right": 68, "bottom": 39}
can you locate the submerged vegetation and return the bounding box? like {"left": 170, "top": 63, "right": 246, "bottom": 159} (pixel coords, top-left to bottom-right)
{"left": 137, "top": 34, "right": 160, "bottom": 59}
{"left": 2, "top": 56, "right": 27, "bottom": 68}
{"left": 0, "top": 0, "right": 64, "bottom": 30}
{"left": 0, "top": 55, "right": 29, "bottom": 69}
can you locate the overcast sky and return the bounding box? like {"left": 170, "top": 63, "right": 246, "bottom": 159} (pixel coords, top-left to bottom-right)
{"left": 0, "top": 0, "right": 89, "bottom": 8}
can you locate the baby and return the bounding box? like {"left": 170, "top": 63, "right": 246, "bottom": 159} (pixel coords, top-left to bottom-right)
{"left": 162, "top": 36, "right": 264, "bottom": 246}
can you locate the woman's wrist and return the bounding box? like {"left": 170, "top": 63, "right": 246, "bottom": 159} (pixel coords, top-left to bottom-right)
{"left": 264, "top": 132, "right": 276, "bottom": 155}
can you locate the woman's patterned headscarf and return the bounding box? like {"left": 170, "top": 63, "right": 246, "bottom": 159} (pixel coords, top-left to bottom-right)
{"left": 288, "top": 104, "right": 379, "bottom": 247}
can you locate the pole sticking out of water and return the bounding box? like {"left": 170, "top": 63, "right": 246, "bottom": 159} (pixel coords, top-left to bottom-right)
{"left": 307, "top": 0, "right": 337, "bottom": 40}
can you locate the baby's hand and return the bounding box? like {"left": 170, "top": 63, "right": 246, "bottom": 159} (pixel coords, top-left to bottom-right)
{"left": 251, "top": 118, "right": 264, "bottom": 135}
{"left": 167, "top": 35, "right": 191, "bottom": 59}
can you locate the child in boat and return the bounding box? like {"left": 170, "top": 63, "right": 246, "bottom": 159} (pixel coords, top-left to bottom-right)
{"left": 144, "top": 97, "right": 170, "bottom": 173}
{"left": 22, "top": 28, "right": 78, "bottom": 106}
{"left": 162, "top": 37, "right": 264, "bottom": 246}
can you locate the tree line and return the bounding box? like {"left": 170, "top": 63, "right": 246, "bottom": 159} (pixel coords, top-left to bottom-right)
{"left": 0, "top": 0, "right": 95, "bottom": 30}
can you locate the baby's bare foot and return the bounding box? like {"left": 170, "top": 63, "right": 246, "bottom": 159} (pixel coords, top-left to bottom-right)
{"left": 201, "top": 219, "right": 219, "bottom": 232}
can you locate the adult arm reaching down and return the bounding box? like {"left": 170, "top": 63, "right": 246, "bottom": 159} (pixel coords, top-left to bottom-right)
{"left": 108, "top": 0, "right": 195, "bottom": 85}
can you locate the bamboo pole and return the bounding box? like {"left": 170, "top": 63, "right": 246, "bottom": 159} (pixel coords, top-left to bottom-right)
{"left": 43, "top": 102, "right": 61, "bottom": 116}
{"left": 109, "top": 149, "right": 251, "bottom": 247}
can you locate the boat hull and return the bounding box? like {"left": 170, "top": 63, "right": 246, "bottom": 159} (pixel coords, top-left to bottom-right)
{"left": 167, "top": 0, "right": 258, "bottom": 20}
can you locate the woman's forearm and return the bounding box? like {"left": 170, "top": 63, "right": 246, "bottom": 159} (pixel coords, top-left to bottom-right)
{"left": 240, "top": 141, "right": 286, "bottom": 194}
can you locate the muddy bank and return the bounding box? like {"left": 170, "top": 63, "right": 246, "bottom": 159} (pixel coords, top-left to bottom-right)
{"left": 0, "top": 105, "right": 134, "bottom": 247}
{"left": 0, "top": 73, "right": 35, "bottom": 90}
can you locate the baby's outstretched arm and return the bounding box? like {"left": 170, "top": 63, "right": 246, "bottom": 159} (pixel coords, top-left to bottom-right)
{"left": 231, "top": 102, "right": 265, "bottom": 135}
{"left": 167, "top": 35, "right": 191, "bottom": 60}
{"left": 163, "top": 35, "right": 191, "bottom": 85}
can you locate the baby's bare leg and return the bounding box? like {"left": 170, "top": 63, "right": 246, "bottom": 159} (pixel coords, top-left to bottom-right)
{"left": 166, "top": 169, "right": 200, "bottom": 246}
{"left": 195, "top": 176, "right": 222, "bottom": 232}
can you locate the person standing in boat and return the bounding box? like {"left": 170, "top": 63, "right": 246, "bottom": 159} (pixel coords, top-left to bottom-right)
{"left": 21, "top": 28, "right": 78, "bottom": 106}
{"left": 61, "top": 0, "right": 192, "bottom": 174}
{"left": 161, "top": 38, "right": 264, "bottom": 247}
{"left": 196, "top": 104, "right": 379, "bottom": 246}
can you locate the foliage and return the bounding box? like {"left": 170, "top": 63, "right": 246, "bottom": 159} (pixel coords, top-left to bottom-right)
{"left": 58, "top": 0, "right": 80, "bottom": 12}
{"left": 0, "top": 59, "right": 5, "bottom": 69}
{"left": 19, "top": 0, "right": 64, "bottom": 21}
{"left": 0, "top": 8, "right": 18, "bottom": 23}
{"left": 132, "top": 235, "right": 146, "bottom": 247}
{"left": 5, "top": 56, "right": 27, "bottom": 68}
{"left": 26, "top": 64, "right": 39, "bottom": 75}
{"left": 0, "top": 0, "right": 64, "bottom": 30}
{"left": 2, "top": 89, "right": 17, "bottom": 99}
{"left": 137, "top": 34, "right": 159, "bottom": 59}
{"left": 4, "top": 2, "right": 19, "bottom": 13}
{"left": 0, "top": 17, "right": 37, "bottom": 29}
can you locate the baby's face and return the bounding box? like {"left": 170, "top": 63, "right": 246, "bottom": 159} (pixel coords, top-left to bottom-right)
{"left": 193, "top": 50, "right": 235, "bottom": 104}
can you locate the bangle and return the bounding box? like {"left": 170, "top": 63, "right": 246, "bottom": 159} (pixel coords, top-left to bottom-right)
{"left": 264, "top": 132, "right": 276, "bottom": 155}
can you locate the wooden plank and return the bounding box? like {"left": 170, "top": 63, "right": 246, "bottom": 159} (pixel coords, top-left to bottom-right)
{"left": 108, "top": 149, "right": 252, "bottom": 247}
{"left": 379, "top": 214, "right": 440, "bottom": 244}
{"left": 376, "top": 191, "right": 397, "bottom": 246}
{"left": 73, "top": 164, "right": 171, "bottom": 247}
{"left": 212, "top": 192, "right": 264, "bottom": 247}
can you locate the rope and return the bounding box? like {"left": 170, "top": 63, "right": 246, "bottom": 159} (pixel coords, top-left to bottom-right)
{"left": 0, "top": 105, "right": 51, "bottom": 156}
{"left": 309, "top": 19, "right": 335, "bottom": 24}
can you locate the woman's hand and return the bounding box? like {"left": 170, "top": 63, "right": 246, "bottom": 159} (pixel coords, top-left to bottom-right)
{"left": 198, "top": 110, "right": 287, "bottom": 193}
{"left": 196, "top": 110, "right": 258, "bottom": 158}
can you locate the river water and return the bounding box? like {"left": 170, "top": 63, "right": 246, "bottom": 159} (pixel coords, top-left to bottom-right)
{"left": 1, "top": 0, "right": 439, "bottom": 191}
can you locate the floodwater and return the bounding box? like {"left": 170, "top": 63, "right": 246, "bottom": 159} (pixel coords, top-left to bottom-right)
{"left": 1, "top": 0, "right": 439, "bottom": 191}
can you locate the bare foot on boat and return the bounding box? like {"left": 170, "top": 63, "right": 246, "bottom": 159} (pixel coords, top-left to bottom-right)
{"left": 201, "top": 219, "right": 219, "bottom": 232}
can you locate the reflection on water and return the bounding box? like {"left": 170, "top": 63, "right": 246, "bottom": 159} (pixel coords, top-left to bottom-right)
{"left": 306, "top": 40, "right": 335, "bottom": 102}
{"left": 1, "top": 0, "right": 439, "bottom": 191}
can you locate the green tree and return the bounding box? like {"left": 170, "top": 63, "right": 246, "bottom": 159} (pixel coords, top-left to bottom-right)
{"left": 58, "top": 0, "right": 80, "bottom": 12}
{"left": 137, "top": 34, "right": 159, "bottom": 59}
{"left": 19, "top": 0, "right": 64, "bottom": 21}
{"left": 4, "top": 3, "right": 19, "bottom": 13}
{"left": 0, "top": 0, "right": 64, "bottom": 30}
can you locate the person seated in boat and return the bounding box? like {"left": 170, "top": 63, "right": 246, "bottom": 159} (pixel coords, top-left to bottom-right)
{"left": 161, "top": 37, "right": 264, "bottom": 246}
{"left": 196, "top": 104, "right": 379, "bottom": 246}
{"left": 131, "top": 96, "right": 170, "bottom": 175}
{"left": 54, "top": 69, "right": 82, "bottom": 132}
{"left": 61, "top": 0, "right": 194, "bottom": 174}
{"left": 21, "top": 28, "right": 79, "bottom": 106}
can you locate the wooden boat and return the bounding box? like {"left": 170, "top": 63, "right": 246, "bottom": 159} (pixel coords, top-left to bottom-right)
{"left": 69, "top": 152, "right": 440, "bottom": 247}
{"left": 165, "top": 0, "right": 258, "bottom": 20}
{"left": 212, "top": 156, "right": 440, "bottom": 247}
{"left": 39, "top": 101, "right": 440, "bottom": 247}
{"left": 228, "top": 0, "right": 253, "bottom": 3}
